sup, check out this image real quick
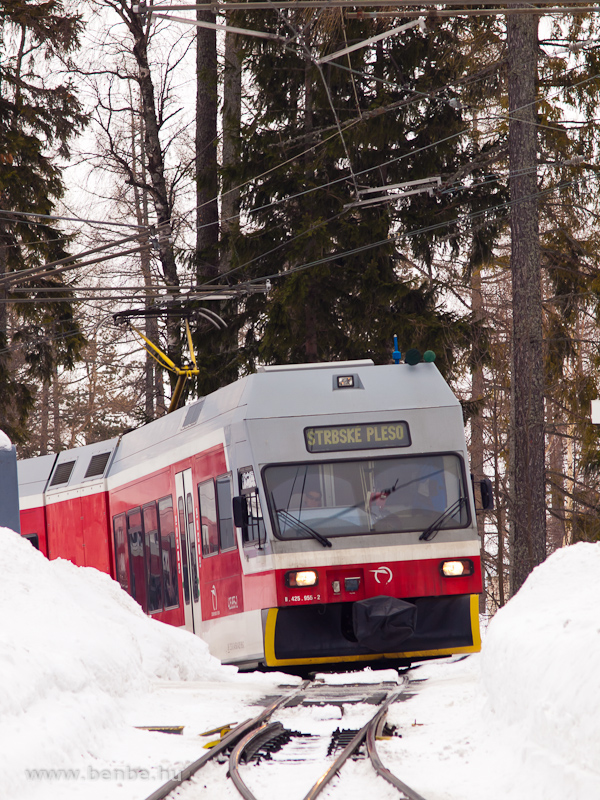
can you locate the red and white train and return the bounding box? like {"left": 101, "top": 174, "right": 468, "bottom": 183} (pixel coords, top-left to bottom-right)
{"left": 18, "top": 358, "right": 483, "bottom": 670}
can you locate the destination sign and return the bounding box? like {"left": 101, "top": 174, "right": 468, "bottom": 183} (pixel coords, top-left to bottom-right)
{"left": 304, "top": 422, "right": 411, "bottom": 453}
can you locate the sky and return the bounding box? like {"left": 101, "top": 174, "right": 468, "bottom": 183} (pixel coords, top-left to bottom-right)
{"left": 2, "top": 528, "right": 599, "bottom": 800}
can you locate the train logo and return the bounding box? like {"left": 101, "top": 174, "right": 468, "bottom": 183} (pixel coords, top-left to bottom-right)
{"left": 211, "top": 585, "right": 218, "bottom": 612}
{"left": 371, "top": 566, "right": 393, "bottom": 584}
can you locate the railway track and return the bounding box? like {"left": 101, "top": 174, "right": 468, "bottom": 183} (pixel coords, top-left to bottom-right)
{"left": 144, "top": 677, "right": 426, "bottom": 800}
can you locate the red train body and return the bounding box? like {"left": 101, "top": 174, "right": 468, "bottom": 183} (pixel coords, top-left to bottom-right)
{"left": 18, "top": 360, "right": 482, "bottom": 669}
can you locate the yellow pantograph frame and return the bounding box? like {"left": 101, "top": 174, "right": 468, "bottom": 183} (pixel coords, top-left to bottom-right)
{"left": 129, "top": 319, "right": 199, "bottom": 413}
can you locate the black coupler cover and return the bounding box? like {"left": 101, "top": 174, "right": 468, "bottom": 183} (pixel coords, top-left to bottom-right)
{"left": 352, "top": 596, "right": 418, "bottom": 652}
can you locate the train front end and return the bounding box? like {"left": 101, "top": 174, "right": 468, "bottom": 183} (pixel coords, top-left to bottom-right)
{"left": 233, "top": 359, "right": 482, "bottom": 669}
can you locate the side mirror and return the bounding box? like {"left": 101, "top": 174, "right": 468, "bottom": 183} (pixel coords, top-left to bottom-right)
{"left": 480, "top": 478, "right": 494, "bottom": 510}
{"left": 232, "top": 496, "right": 248, "bottom": 528}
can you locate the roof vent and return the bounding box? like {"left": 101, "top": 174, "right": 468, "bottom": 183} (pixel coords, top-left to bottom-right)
{"left": 50, "top": 460, "right": 75, "bottom": 487}
{"left": 84, "top": 452, "right": 112, "bottom": 479}
{"left": 182, "top": 399, "right": 204, "bottom": 428}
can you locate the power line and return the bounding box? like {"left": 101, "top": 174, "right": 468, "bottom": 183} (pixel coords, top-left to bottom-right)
{"left": 0, "top": 230, "right": 157, "bottom": 287}
{"left": 239, "top": 173, "right": 596, "bottom": 287}
{"left": 0, "top": 208, "right": 150, "bottom": 231}
{"left": 181, "top": 59, "right": 597, "bottom": 244}
{"left": 0, "top": 288, "right": 265, "bottom": 303}
{"left": 7, "top": 284, "right": 236, "bottom": 292}
{"left": 130, "top": 0, "right": 599, "bottom": 249}
{"left": 136, "top": 1, "right": 600, "bottom": 10}
{"left": 346, "top": 6, "right": 600, "bottom": 17}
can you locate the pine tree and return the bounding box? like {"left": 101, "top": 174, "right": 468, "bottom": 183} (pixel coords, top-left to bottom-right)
{"left": 221, "top": 13, "right": 505, "bottom": 375}
{"left": 0, "top": 1, "right": 86, "bottom": 443}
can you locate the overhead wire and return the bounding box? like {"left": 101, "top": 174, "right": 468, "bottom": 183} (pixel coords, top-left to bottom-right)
{"left": 234, "top": 171, "right": 600, "bottom": 288}
{"left": 4, "top": 6, "right": 596, "bottom": 305}
{"left": 0, "top": 233, "right": 156, "bottom": 287}
{"left": 212, "top": 65, "right": 600, "bottom": 253}
{"left": 182, "top": 53, "right": 596, "bottom": 246}
{"left": 138, "top": 0, "right": 599, "bottom": 241}
{"left": 7, "top": 68, "right": 593, "bottom": 297}
{"left": 197, "top": 135, "right": 591, "bottom": 288}
{"left": 0, "top": 13, "right": 599, "bottom": 356}
{"left": 0, "top": 207, "right": 150, "bottom": 231}
{"left": 258, "top": 0, "right": 362, "bottom": 196}
{"left": 177, "top": 10, "right": 446, "bottom": 227}
{"left": 7, "top": 284, "right": 234, "bottom": 292}
{"left": 345, "top": 6, "right": 600, "bottom": 17}
{"left": 139, "top": 1, "right": 600, "bottom": 11}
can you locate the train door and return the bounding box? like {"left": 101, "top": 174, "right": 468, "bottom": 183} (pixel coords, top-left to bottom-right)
{"left": 197, "top": 473, "right": 244, "bottom": 628}
{"left": 175, "top": 469, "right": 202, "bottom": 633}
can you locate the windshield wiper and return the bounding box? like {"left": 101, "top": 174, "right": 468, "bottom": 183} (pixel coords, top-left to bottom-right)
{"left": 277, "top": 509, "right": 333, "bottom": 548}
{"left": 419, "top": 497, "right": 466, "bottom": 542}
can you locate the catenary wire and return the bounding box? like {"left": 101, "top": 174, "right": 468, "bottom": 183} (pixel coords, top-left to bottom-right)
{"left": 0, "top": 178, "right": 595, "bottom": 359}
{"left": 237, "top": 173, "right": 598, "bottom": 286}
{"left": 0, "top": 207, "right": 150, "bottom": 231}
{"left": 139, "top": 1, "right": 600, "bottom": 11}
{"left": 2, "top": 173, "right": 586, "bottom": 301}
{"left": 181, "top": 62, "right": 598, "bottom": 244}
{"left": 5, "top": 9, "right": 595, "bottom": 300}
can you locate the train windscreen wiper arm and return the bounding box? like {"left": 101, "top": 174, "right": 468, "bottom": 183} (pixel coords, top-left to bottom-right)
{"left": 419, "top": 496, "right": 466, "bottom": 542}
{"left": 277, "top": 509, "right": 333, "bottom": 548}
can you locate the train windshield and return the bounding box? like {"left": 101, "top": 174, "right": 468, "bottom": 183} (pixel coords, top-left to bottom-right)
{"left": 263, "top": 454, "right": 468, "bottom": 539}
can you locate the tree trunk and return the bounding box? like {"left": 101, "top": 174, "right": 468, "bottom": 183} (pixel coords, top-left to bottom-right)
{"left": 470, "top": 265, "right": 487, "bottom": 612}
{"left": 130, "top": 19, "right": 181, "bottom": 386}
{"left": 196, "top": 9, "right": 219, "bottom": 280}
{"left": 303, "top": 42, "right": 317, "bottom": 362}
{"left": 221, "top": 25, "right": 242, "bottom": 274}
{"left": 547, "top": 402, "right": 566, "bottom": 552}
{"left": 507, "top": 11, "right": 546, "bottom": 595}
{"left": 492, "top": 384, "right": 507, "bottom": 608}
{"left": 39, "top": 381, "right": 49, "bottom": 455}
{"left": 52, "top": 364, "right": 61, "bottom": 451}
{"left": 131, "top": 99, "right": 164, "bottom": 420}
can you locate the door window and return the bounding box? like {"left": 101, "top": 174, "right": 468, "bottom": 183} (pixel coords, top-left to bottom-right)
{"left": 198, "top": 479, "right": 219, "bottom": 556}
{"left": 143, "top": 502, "right": 163, "bottom": 613}
{"left": 178, "top": 495, "right": 190, "bottom": 604}
{"left": 127, "top": 508, "right": 147, "bottom": 611}
{"left": 112, "top": 513, "right": 129, "bottom": 592}
{"left": 158, "top": 496, "right": 179, "bottom": 610}
{"left": 186, "top": 492, "right": 200, "bottom": 601}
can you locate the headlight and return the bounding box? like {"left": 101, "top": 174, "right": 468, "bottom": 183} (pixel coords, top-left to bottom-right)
{"left": 440, "top": 559, "right": 474, "bottom": 577}
{"left": 285, "top": 570, "right": 319, "bottom": 588}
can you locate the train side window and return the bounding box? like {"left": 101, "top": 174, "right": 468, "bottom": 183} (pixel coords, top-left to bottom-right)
{"left": 142, "top": 501, "right": 163, "bottom": 614}
{"left": 158, "top": 496, "right": 179, "bottom": 610}
{"left": 216, "top": 475, "right": 236, "bottom": 551}
{"left": 198, "top": 479, "right": 219, "bottom": 556}
{"left": 127, "top": 508, "right": 148, "bottom": 613}
{"left": 23, "top": 533, "right": 40, "bottom": 550}
{"left": 238, "top": 468, "right": 265, "bottom": 545}
{"left": 113, "top": 513, "right": 130, "bottom": 593}
{"left": 177, "top": 495, "right": 190, "bottom": 604}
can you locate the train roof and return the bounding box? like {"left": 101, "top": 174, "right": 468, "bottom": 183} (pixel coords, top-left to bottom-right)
{"left": 244, "top": 360, "right": 457, "bottom": 418}
{"left": 18, "top": 359, "right": 460, "bottom": 498}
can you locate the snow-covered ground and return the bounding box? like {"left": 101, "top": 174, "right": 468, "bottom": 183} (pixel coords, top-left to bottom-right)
{"left": 2, "top": 527, "right": 599, "bottom": 800}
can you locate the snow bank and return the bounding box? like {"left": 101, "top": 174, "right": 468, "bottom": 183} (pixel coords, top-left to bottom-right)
{"left": 0, "top": 428, "right": 12, "bottom": 450}
{"left": 0, "top": 529, "right": 234, "bottom": 796}
{"left": 482, "top": 542, "right": 600, "bottom": 799}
